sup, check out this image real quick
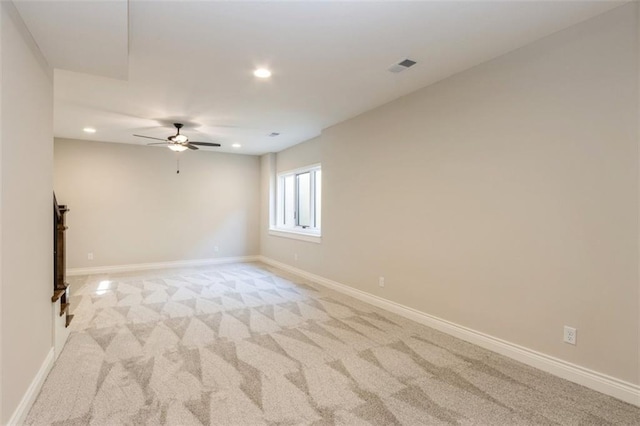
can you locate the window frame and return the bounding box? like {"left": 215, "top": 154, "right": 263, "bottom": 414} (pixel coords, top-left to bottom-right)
{"left": 270, "top": 163, "right": 322, "bottom": 242}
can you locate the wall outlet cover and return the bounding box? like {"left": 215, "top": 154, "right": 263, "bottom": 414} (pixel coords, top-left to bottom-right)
{"left": 564, "top": 326, "right": 577, "bottom": 345}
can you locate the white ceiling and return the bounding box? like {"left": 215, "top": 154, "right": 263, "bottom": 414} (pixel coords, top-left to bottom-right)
{"left": 15, "top": 0, "right": 626, "bottom": 155}
{"left": 14, "top": 0, "right": 128, "bottom": 79}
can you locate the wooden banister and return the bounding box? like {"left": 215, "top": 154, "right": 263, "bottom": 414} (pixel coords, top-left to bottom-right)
{"left": 53, "top": 193, "right": 72, "bottom": 327}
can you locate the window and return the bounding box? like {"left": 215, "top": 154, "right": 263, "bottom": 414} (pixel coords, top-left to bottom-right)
{"left": 273, "top": 164, "right": 321, "bottom": 240}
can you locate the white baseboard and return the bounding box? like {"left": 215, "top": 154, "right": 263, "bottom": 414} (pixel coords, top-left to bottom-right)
{"left": 7, "top": 348, "right": 54, "bottom": 425}
{"left": 67, "top": 255, "right": 261, "bottom": 276}
{"left": 258, "top": 255, "right": 640, "bottom": 407}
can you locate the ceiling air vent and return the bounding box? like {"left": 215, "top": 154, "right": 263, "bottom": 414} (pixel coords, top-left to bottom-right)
{"left": 388, "top": 58, "right": 417, "bottom": 73}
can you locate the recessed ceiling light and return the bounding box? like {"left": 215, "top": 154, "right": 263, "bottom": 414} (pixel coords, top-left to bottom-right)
{"left": 232, "top": 143, "right": 242, "bottom": 149}
{"left": 83, "top": 127, "right": 96, "bottom": 133}
{"left": 253, "top": 68, "right": 271, "bottom": 79}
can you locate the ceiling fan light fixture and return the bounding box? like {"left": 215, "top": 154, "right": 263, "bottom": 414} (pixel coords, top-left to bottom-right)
{"left": 135, "top": 123, "right": 221, "bottom": 151}
{"left": 168, "top": 144, "right": 188, "bottom": 152}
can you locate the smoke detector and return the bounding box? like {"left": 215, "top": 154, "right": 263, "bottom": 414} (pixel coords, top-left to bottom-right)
{"left": 388, "top": 58, "right": 417, "bottom": 73}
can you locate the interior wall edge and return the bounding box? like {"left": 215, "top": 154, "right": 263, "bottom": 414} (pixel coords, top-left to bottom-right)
{"left": 0, "top": 3, "right": 4, "bottom": 423}
{"left": 636, "top": 0, "right": 640, "bottom": 395}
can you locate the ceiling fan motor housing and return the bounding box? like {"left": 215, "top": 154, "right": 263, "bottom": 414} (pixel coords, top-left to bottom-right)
{"left": 169, "top": 124, "right": 188, "bottom": 143}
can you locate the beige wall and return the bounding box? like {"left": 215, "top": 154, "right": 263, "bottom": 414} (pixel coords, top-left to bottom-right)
{"left": 261, "top": 4, "right": 640, "bottom": 385}
{"left": 1, "top": 2, "right": 54, "bottom": 422}
{"left": 276, "top": 137, "right": 323, "bottom": 173}
{"left": 55, "top": 139, "right": 261, "bottom": 269}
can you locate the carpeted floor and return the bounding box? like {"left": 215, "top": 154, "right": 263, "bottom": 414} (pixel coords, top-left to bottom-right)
{"left": 26, "top": 262, "right": 639, "bottom": 425}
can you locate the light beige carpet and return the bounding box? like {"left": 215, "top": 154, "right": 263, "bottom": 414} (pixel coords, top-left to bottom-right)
{"left": 25, "top": 262, "right": 639, "bottom": 425}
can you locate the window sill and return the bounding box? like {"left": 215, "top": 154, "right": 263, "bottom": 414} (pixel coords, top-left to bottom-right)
{"left": 269, "top": 228, "right": 322, "bottom": 244}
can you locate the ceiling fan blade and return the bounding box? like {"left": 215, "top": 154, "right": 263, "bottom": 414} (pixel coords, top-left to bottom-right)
{"left": 186, "top": 144, "right": 199, "bottom": 150}
{"left": 190, "top": 142, "right": 221, "bottom": 147}
{"left": 134, "top": 134, "right": 167, "bottom": 142}
{"left": 147, "top": 143, "right": 169, "bottom": 146}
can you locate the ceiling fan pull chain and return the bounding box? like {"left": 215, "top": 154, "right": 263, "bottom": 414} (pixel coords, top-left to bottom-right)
{"left": 176, "top": 155, "right": 180, "bottom": 174}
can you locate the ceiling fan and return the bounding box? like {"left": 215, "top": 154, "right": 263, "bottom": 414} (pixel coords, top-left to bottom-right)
{"left": 134, "top": 123, "right": 221, "bottom": 151}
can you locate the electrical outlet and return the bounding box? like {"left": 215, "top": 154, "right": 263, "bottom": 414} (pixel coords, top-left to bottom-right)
{"left": 214, "top": 246, "right": 219, "bottom": 253}
{"left": 563, "top": 326, "right": 577, "bottom": 345}
{"left": 294, "top": 253, "right": 298, "bottom": 261}
{"left": 87, "top": 252, "right": 94, "bottom": 261}
{"left": 378, "top": 277, "right": 385, "bottom": 288}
